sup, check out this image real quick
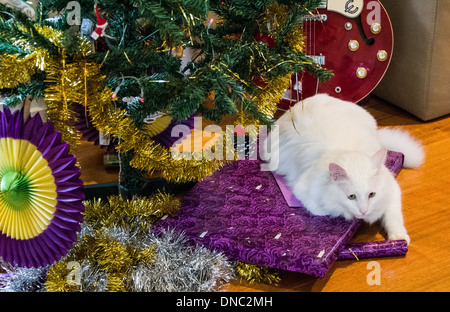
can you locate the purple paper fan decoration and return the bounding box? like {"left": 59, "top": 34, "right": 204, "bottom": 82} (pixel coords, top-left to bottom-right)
{"left": 0, "top": 106, "right": 85, "bottom": 268}
{"left": 151, "top": 114, "right": 195, "bottom": 149}
{"left": 73, "top": 104, "right": 116, "bottom": 153}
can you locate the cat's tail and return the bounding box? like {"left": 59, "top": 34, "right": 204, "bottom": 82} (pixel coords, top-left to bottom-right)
{"left": 377, "top": 127, "right": 425, "bottom": 168}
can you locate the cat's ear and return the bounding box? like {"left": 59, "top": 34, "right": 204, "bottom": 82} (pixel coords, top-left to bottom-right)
{"left": 329, "top": 163, "right": 348, "bottom": 182}
{"left": 371, "top": 148, "right": 387, "bottom": 169}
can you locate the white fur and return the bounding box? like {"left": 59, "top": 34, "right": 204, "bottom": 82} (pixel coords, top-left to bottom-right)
{"left": 377, "top": 127, "right": 424, "bottom": 168}
{"left": 266, "top": 94, "right": 425, "bottom": 245}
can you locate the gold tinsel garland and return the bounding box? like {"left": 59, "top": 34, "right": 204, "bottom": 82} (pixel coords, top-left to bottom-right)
{"left": 45, "top": 193, "right": 178, "bottom": 292}
{"left": 0, "top": 25, "right": 52, "bottom": 89}
{"left": 44, "top": 53, "right": 105, "bottom": 153}
{"left": 235, "top": 262, "right": 281, "bottom": 285}
{"left": 0, "top": 24, "right": 91, "bottom": 153}
{"left": 285, "top": 23, "right": 305, "bottom": 54}
{"left": 265, "top": 3, "right": 306, "bottom": 54}
{"left": 83, "top": 193, "right": 181, "bottom": 235}
{"left": 252, "top": 74, "right": 293, "bottom": 119}
{"left": 0, "top": 53, "right": 41, "bottom": 89}
{"left": 44, "top": 55, "right": 82, "bottom": 151}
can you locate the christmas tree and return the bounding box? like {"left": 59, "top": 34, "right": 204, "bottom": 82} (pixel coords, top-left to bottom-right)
{"left": 0, "top": 0, "right": 331, "bottom": 189}
{"left": 0, "top": 0, "right": 332, "bottom": 290}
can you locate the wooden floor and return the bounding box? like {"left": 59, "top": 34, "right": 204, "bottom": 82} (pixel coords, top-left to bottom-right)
{"left": 77, "top": 95, "right": 450, "bottom": 292}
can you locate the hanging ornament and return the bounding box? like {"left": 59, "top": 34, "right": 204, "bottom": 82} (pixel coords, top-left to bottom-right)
{"left": 80, "top": 18, "right": 94, "bottom": 39}
{"left": 0, "top": 106, "right": 85, "bottom": 268}
{"left": 0, "top": 0, "right": 35, "bottom": 19}
{"left": 80, "top": 18, "right": 95, "bottom": 52}
{"left": 90, "top": 4, "right": 108, "bottom": 40}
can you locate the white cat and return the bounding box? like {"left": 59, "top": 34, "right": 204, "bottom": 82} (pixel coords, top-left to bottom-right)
{"left": 264, "top": 94, "right": 424, "bottom": 245}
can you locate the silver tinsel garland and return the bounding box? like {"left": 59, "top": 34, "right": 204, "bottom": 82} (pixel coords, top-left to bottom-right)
{"left": 130, "top": 229, "right": 235, "bottom": 292}
{"left": 0, "top": 228, "right": 234, "bottom": 292}
{"left": 0, "top": 262, "right": 48, "bottom": 292}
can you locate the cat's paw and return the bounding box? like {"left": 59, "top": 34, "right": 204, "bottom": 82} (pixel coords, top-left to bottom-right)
{"left": 388, "top": 231, "right": 410, "bottom": 246}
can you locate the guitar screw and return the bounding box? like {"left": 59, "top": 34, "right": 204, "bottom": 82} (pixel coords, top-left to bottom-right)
{"left": 335, "top": 87, "right": 342, "bottom": 93}
{"left": 356, "top": 67, "right": 367, "bottom": 79}
{"left": 377, "top": 50, "right": 388, "bottom": 62}
{"left": 344, "top": 22, "right": 352, "bottom": 30}
{"left": 370, "top": 23, "right": 381, "bottom": 34}
{"left": 348, "top": 40, "right": 359, "bottom": 51}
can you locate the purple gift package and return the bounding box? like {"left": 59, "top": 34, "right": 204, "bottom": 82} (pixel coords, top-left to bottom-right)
{"left": 152, "top": 151, "right": 407, "bottom": 278}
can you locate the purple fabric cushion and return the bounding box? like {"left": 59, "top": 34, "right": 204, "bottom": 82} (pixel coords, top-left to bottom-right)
{"left": 152, "top": 151, "right": 404, "bottom": 278}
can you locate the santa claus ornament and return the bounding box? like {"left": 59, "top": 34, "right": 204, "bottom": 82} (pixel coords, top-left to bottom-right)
{"left": 90, "top": 4, "right": 108, "bottom": 40}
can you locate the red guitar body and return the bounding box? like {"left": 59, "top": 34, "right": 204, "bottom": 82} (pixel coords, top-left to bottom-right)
{"left": 278, "top": 0, "right": 393, "bottom": 110}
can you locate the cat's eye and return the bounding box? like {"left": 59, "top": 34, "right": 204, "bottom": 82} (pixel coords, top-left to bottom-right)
{"left": 369, "top": 192, "right": 376, "bottom": 198}
{"left": 348, "top": 194, "right": 357, "bottom": 200}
